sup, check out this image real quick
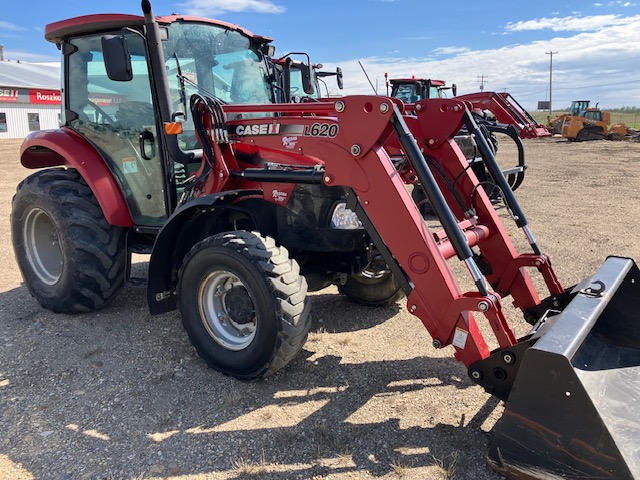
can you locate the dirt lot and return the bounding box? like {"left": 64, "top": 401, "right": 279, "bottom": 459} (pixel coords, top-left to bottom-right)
{"left": 1, "top": 136, "right": 640, "bottom": 480}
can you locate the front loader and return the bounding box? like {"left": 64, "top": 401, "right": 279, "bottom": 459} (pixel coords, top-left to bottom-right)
{"left": 456, "top": 91, "right": 551, "bottom": 140}
{"left": 10, "top": 2, "right": 640, "bottom": 478}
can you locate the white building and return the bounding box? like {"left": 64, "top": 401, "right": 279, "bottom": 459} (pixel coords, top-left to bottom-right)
{"left": 0, "top": 47, "right": 61, "bottom": 140}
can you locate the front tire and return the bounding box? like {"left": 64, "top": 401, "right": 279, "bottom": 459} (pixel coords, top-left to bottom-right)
{"left": 11, "top": 168, "right": 126, "bottom": 313}
{"left": 178, "top": 231, "right": 311, "bottom": 380}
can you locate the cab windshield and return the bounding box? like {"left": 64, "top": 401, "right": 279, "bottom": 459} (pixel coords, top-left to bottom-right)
{"left": 163, "top": 22, "right": 274, "bottom": 147}
{"left": 393, "top": 82, "right": 443, "bottom": 102}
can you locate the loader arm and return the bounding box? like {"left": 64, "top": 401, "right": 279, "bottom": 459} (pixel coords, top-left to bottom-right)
{"left": 198, "top": 95, "right": 640, "bottom": 479}
{"left": 213, "top": 97, "right": 563, "bottom": 374}
{"left": 457, "top": 91, "right": 551, "bottom": 139}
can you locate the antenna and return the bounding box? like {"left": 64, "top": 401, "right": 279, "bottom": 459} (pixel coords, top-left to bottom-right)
{"left": 358, "top": 61, "right": 378, "bottom": 95}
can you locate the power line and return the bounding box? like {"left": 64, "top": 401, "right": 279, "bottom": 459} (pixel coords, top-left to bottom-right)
{"left": 553, "top": 79, "right": 640, "bottom": 90}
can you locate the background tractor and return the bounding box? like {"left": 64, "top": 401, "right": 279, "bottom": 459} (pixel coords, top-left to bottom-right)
{"left": 10, "top": 3, "right": 640, "bottom": 479}
{"left": 385, "top": 75, "right": 528, "bottom": 210}
{"left": 560, "top": 103, "right": 629, "bottom": 141}
{"left": 547, "top": 99, "right": 590, "bottom": 133}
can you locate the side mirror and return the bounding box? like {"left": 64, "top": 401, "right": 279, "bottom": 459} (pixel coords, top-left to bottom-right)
{"left": 261, "top": 44, "right": 276, "bottom": 58}
{"left": 336, "top": 67, "right": 343, "bottom": 89}
{"left": 102, "top": 35, "right": 133, "bottom": 82}
{"left": 452, "top": 83, "right": 458, "bottom": 97}
{"left": 300, "top": 62, "right": 315, "bottom": 95}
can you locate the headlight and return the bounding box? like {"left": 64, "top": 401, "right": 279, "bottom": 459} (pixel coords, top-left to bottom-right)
{"left": 330, "top": 202, "right": 363, "bottom": 230}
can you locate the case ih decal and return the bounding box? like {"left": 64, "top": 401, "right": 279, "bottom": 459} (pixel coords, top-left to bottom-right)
{"left": 235, "top": 123, "right": 282, "bottom": 136}
{"left": 231, "top": 123, "right": 307, "bottom": 137}
{"left": 230, "top": 123, "right": 338, "bottom": 138}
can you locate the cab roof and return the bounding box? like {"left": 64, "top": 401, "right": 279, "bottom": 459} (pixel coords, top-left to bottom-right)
{"left": 45, "top": 13, "right": 272, "bottom": 45}
{"left": 390, "top": 78, "right": 446, "bottom": 86}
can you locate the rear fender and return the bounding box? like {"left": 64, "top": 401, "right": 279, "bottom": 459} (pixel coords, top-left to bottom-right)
{"left": 147, "top": 189, "right": 262, "bottom": 314}
{"left": 20, "top": 128, "right": 133, "bottom": 227}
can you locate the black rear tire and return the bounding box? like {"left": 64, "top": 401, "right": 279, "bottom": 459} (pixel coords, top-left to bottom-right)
{"left": 339, "top": 270, "right": 403, "bottom": 306}
{"left": 178, "top": 231, "right": 311, "bottom": 380}
{"left": 11, "top": 168, "right": 126, "bottom": 313}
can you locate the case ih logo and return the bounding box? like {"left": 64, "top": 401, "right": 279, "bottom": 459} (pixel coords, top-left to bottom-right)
{"left": 235, "top": 123, "right": 281, "bottom": 136}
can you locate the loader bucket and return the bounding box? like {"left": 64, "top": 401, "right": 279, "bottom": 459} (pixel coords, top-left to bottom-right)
{"left": 488, "top": 256, "right": 640, "bottom": 480}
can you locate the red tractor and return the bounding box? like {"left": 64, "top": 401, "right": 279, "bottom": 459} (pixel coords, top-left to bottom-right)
{"left": 456, "top": 90, "right": 551, "bottom": 139}
{"left": 11, "top": 2, "right": 640, "bottom": 478}
{"left": 271, "top": 52, "right": 343, "bottom": 102}
{"left": 386, "top": 75, "right": 550, "bottom": 140}
{"left": 385, "top": 75, "right": 527, "bottom": 201}
{"left": 386, "top": 76, "right": 456, "bottom": 102}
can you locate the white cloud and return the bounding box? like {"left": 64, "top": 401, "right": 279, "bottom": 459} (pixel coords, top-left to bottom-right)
{"left": 433, "top": 46, "right": 471, "bottom": 55}
{"left": 505, "top": 14, "right": 631, "bottom": 32}
{"left": 322, "top": 15, "right": 640, "bottom": 109}
{"left": 0, "top": 21, "right": 26, "bottom": 31}
{"left": 176, "top": 0, "right": 286, "bottom": 16}
{"left": 596, "top": 1, "right": 637, "bottom": 5}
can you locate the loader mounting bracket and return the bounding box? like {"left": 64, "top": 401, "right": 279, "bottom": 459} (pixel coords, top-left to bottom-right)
{"left": 468, "top": 309, "right": 563, "bottom": 401}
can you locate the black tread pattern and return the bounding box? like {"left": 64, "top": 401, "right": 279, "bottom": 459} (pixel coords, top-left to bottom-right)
{"left": 11, "top": 168, "right": 126, "bottom": 313}
{"left": 338, "top": 271, "right": 403, "bottom": 306}
{"left": 180, "top": 231, "right": 311, "bottom": 379}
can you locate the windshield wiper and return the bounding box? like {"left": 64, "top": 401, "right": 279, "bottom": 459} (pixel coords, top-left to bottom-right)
{"left": 173, "top": 53, "right": 227, "bottom": 119}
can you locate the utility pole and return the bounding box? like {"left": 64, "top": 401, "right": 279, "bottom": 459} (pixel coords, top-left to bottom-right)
{"left": 477, "top": 74, "right": 488, "bottom": 92}
{"left": 546, "top": 51, "right": 558, "bottom": 119}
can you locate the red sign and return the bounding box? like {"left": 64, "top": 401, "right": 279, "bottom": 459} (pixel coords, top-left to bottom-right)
{"left": 0, "top": 89, "right": 18, "bottom": 103}
{"left": 30, "top": 89, "right": 61, "bottom": 105}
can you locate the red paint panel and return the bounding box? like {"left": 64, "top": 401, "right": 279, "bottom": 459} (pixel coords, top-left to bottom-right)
{"left": 20, "top": 128, "right": 133, "bottom": 227}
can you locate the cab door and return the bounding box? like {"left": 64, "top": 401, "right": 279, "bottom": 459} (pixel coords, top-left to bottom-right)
{"left": 65, "top": 31, "right": 168, "bottom": 226}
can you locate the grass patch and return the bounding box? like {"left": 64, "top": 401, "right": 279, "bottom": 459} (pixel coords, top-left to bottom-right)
{"left": 432, "top": 451, "right": 459, "bottom": 479}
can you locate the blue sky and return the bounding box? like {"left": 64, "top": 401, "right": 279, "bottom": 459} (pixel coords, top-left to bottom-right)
{"left": 1, "top": 0, "right": 639, "bottom": 109}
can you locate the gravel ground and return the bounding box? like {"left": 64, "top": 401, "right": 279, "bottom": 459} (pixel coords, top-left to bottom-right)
{"left": 1, "top": 135, "right": 640, "bottom": 480}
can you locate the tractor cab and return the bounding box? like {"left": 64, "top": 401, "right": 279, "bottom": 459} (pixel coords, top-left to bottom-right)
{"left": 44, "top": 13, "right": 276, "bottom": 226}
{"left": 569, "top": 100, "right": 590, "bottom": 115}
{"left": 387, "top": 78, "right": 452, "bottom": 102}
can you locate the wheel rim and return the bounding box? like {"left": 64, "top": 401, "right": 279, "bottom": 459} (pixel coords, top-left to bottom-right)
{"left": 360, "top": 268, "right": 387, "bottom": 280}
{"left": 23, "top": 208, "right": 63, "bottom": 285}
{"left": 198, "top": 270, "right": 257, "bottom": 351}
{"left": 359, "top": 256, "right": 389, "bottom": 280}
